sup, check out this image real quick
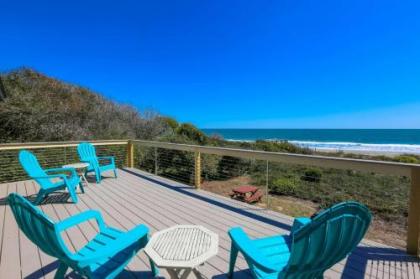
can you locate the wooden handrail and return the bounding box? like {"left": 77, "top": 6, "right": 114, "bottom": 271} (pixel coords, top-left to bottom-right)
{"left": 132, "top": 140, "right": 417, "bottom": 176}
{"left": 0, "top": 140, "right": 129, "bottom": 151}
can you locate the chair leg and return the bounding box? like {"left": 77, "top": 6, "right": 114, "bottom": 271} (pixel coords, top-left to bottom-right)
{"left": 149, "top": 258, "right": 159, "bottom": 277}
{"left": 228, "top": 243, "right": 239, "bottom": 278}
{"left": 67, "top": 185, "right": 78, "bottom": 203}
{"left": 34, "top": 190, "right": 46, "bottom": 205}
{"left": 54, "top": 262, "right": 69, "bottom": 279}
{"left": 95, "top": 171, "right": 101, "bottom": 184}
{"left": 113, "top": 169, "right": 118, "bottom": 178}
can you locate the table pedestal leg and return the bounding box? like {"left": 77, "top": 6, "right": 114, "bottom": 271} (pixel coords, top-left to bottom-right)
{"left": 192, "top": 268, "right": 204, "bottom": 279}
{"left": 166, "top": 267, "right": 204, "bottom": 279}
{"left": 81, "top": 173, "right": 90, "bottom": 187}
{"left": 167, "top": 268, "right": 190, "bottom": 279}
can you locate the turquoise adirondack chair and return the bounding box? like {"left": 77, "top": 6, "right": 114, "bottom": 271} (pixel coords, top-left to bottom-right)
{"left": 19, "top": 150, "right": 83, "bottom": 204}
{"left": 77, "top": 142, "right": 117, "bottom": 183}
{"left": 228, "top": 201, "right": 372, "bottom": 279}
{"left": 8, "top": 193, "right": 158, "bottom": 279}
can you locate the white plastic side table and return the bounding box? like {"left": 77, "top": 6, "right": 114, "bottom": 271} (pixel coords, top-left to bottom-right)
{"left": 145, "top": 225, "right": 219, "bottom": 279}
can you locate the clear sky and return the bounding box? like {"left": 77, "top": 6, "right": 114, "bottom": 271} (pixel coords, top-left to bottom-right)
{"left": 1, "top": 1, "right": 420, "bottom": 128}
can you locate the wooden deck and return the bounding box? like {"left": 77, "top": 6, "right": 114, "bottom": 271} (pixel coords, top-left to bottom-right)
{"left": 0, "top": 168, "right": 419, "bottom": 279}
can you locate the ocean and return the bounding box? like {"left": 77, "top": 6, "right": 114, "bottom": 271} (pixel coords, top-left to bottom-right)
{"left": 202, "top": 129, "right": 420, "bottom": 155}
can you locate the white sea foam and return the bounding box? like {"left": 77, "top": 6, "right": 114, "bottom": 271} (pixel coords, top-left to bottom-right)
{"left": 225, "top": 138, "right": 420, "bottom": 154}
{"left": 291, "top": 141, "right": 420, "bottom": 154}
{"left": 225, "top": 139, "right": 254, "bottom": 143}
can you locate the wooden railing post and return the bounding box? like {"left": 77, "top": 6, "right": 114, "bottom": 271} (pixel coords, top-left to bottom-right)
{"left": 126, "top": 140, "right": 134, "bottom": 168}
{"left": 407, "top": 166, "right": 420, "bottom": 256}
{"left": 266, "top": 160, "right": 269, "bottom": 208}
{"left": 194, "top": 151, "right": 201, "bottom": 189}
{"left": 154, "top": 147, "right": 158, "bottom": 175}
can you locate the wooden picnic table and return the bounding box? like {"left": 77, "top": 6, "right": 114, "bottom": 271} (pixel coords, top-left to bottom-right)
{"left": 230, "top": 185, "right": 263, "bottom": 203}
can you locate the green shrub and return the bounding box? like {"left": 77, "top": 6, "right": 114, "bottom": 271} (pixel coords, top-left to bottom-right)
{"left": 254, "top": 140, "right": 312, "bottom": 154}
{"left": 270, "top": 177, "right": 298, "bottom": 195}
{"left": 176, "top": 123, "right": 208, "bottom": 144}
{"left": 160, "top": 117, "right": 179, "bottom": 130}
{"left": 302, "top": 168, "right": 322, "bottom": 182}
{"left": 394, "top": 155, "right": 418, "bottom": 164}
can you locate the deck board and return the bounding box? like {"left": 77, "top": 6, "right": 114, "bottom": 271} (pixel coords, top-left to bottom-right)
{"left": 0, "top": 181, "right": 9, "bottom": 264}
{"left": 0, "top": 183, "right": 21, "bottom": 279}
{"left": 18, "top": 181, "right": 45, "bottom": 279}
{"left": 25, "top": 181, "right": 57, "bottom": 279}
{"left": 0, "top": 168, "right": 418, "bottom": 279}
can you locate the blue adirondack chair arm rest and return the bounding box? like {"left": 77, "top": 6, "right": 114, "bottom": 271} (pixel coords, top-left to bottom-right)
{"left": 229, "top": 227, "right": 278, "bottom": 273}
{"left": 81, "top": 156, "right": 115, "bottom": 166}
{"left": 291, "top": 217, "right": 311, "bottom": 233}
{"left": 80, "top": 159, "right": 93, "bottom": 164}
{"left": 55, "top": 209, "right": 150, "bottom": 264}
{"left": 98, "top": 156, "right": 115, "bottom": 163}
{"left": 74, "top": 225, "right": 150, "bottom": 265}
{"left": 31, "top": 173, "right": 76, "bottom": 187}
{"left": 45, "top": 167, "right": 78, "bottom": 176}
{"left": 31, "top": 174, "right": 67, "bottom": 180}
{"left": 56, "top": 210, "right": 106, "bottom": 232}
{"left": 31, "top": 174, "right": 71, "bottom": 187}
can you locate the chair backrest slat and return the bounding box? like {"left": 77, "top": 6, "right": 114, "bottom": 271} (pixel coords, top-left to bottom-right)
{"left": 19, "top": 150, "right": 54, "bottom": 188}
{"left": 77, "top": 142, "right": 99, "bottom": 166}
{"left": 284, "top": 201, "right": 371, "bottom": 278}
{"left": 8, "top": 193, "right": 70, "bottom": 260}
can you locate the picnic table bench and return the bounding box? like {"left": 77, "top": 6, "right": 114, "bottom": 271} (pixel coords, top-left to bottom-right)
{"left": 229, "top": 185, "right": 263, "bottom": 203}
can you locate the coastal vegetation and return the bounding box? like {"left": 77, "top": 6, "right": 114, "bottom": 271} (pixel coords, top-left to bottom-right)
{"left": 0, "top": 68, "right": 416, "bottom": 247}
{"left": 0, "top": 68, "right": 167, "bottom": 142}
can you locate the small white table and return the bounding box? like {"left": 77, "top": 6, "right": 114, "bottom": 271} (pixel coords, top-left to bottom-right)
{"left": 63, "top": 162, "right": 90, "bottom": 187}
{"left": 145, "top": 225, "right": 218, "bottom": 279}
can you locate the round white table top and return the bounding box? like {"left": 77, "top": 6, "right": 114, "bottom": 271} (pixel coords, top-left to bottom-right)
{"left": 145, "top": 225, "right": 218, "bottom": 268}
{"left": 63, "top": 162, "right": 89, "bottom": 170}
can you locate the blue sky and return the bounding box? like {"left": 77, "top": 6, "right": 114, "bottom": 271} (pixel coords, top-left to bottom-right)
{"left": 1, "top": 1, "right": 420, "bottom": 128}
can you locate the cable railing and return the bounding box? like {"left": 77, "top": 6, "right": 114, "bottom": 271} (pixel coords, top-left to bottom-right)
{"left": 0, "top": 139, "right": 419, "bottom": 256}
{"left": 133, "top": 145, "right": 410, "bottom": 247}
{"left": 0, "top": 140, "right": 128, "bottom": 183}
{"left": 131, "top": 139, "right": 420, "bottom": 257}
